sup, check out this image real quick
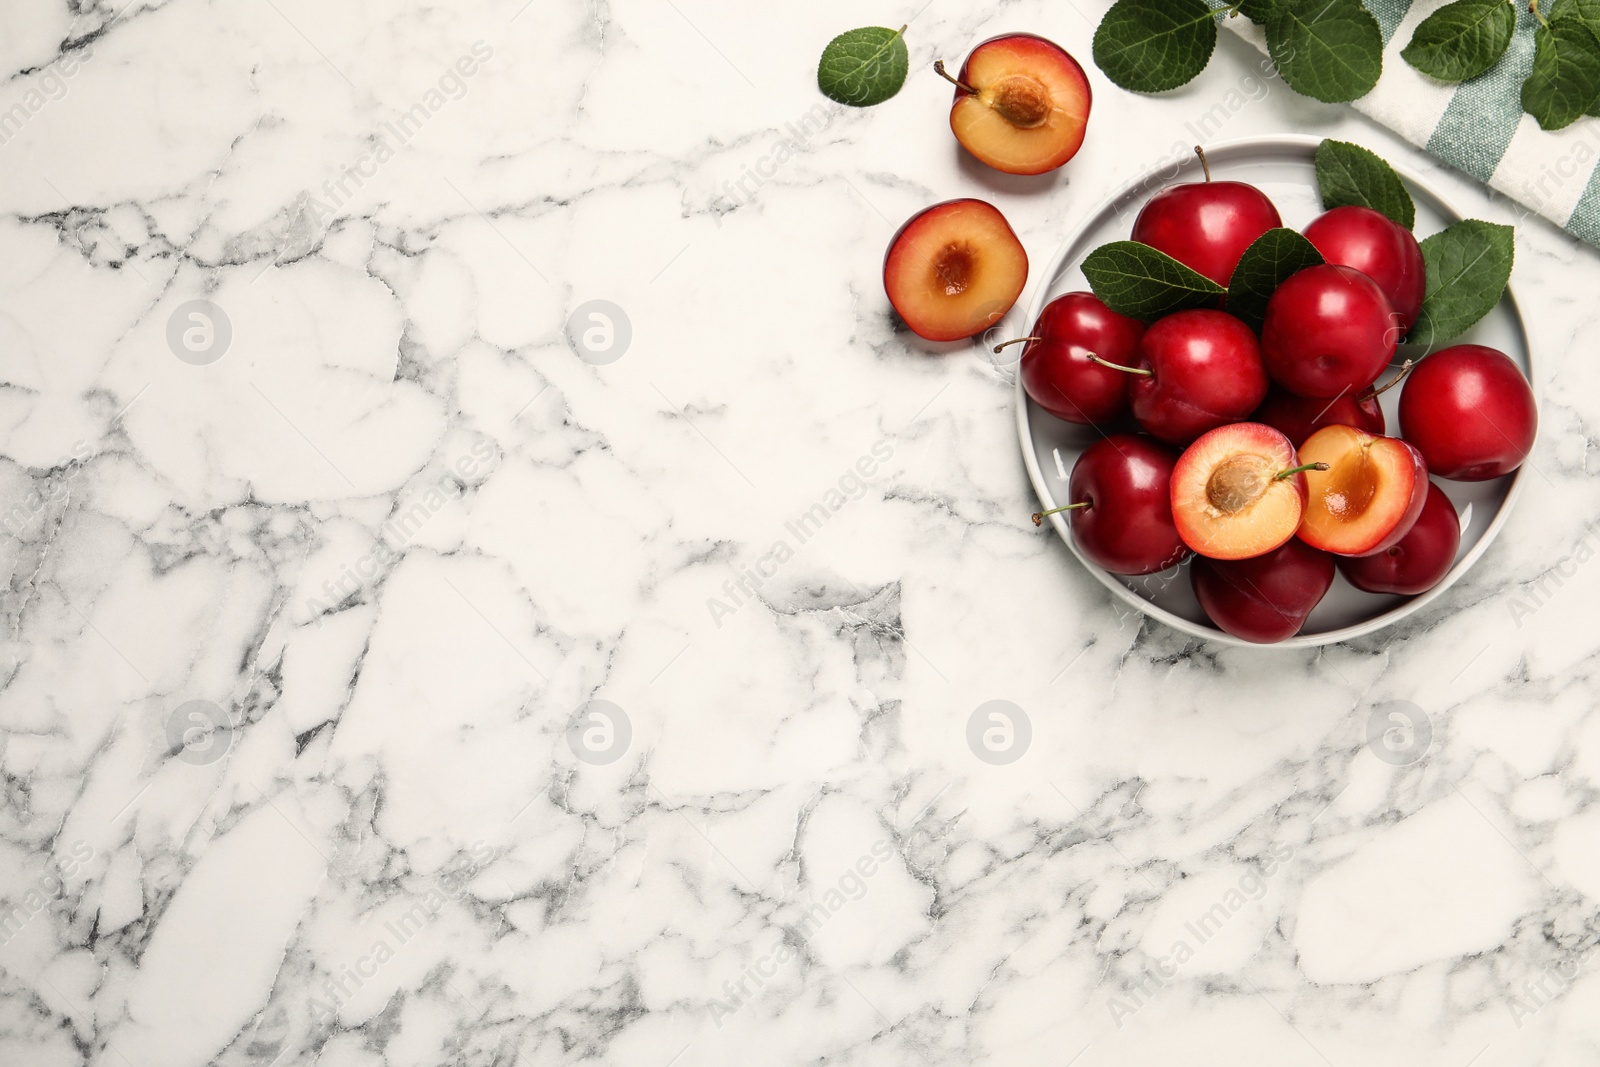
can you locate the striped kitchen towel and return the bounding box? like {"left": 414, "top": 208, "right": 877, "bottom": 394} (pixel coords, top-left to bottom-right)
{"left": 1222, "top": 0, "right": 1600, "bottom": 248}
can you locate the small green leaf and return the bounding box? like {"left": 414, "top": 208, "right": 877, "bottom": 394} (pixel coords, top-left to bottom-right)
{"left": 1401, "top": 0, "right": 1517, "bottom": 82}
{"left": 1093, "top": 0, "right": 1218, "bottom": 93}
{"left": 817, "top": 26, "right": 909, "bottom": 107}
{"left": 1315, "top": 139, "right": 1417, "bottom": 230}
{"left": 1225, "top": 229, "right": 1325, "bottom": 334}
{"left": 1409, "top": 219, "right": 1515, "bottom": 348}
{"left": 1081, "top": 241, "right": 1227, "bottom": 321}
{"left": 1266, "top": 0, "right": 1384, "bottom": 103}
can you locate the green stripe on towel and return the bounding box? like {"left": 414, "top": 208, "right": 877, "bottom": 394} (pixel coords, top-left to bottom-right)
{"left": 1425, "top": 5, "right": 1538, "bottom": 183}
{"left": 1568, "top": 160, "right": 1600, "bottom": 247}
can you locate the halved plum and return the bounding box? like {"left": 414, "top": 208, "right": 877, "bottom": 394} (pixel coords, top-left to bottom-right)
{"left": 1296, "top": 425, "right": 1428, "bottom": 557}
{"left": 1170, "top": 423, "right": 1317, "bottom": 561}
{"left": 941, "top": 34, "right": 1091, "bottom": 176}
{"left": 883, "top": 199, "right": 1027, "bottom": 342}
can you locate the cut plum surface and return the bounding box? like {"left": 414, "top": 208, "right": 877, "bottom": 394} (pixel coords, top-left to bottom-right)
{"left": 883, "top": 199, "right": 1027, "bottom": 342}
{"left": 1171, "top": 423, "right": 1310, "bottom": 561}
{"left": 947, "top": 35, "right": 1091, "bottom": 175}
{"left": 1296, "top": 424, "right": 1428, "bottom": 557}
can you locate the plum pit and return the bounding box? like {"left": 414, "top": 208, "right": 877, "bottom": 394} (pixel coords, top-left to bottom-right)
{"left": 1204, "top": 454, "right": 1273, "bottom": 514}
{"left": 988, "top": 75, "right": 1051, "bottom": 128}
{"left": 933, "top": 244, "right": 976, "bottom": 296}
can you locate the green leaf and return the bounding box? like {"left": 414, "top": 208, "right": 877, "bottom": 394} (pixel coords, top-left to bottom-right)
{"left": 1400, "top": 0, "right": 1517, "bottom": 82}
{"left": 817, "top": 26, "right": 909, "bottom": 107}
{"left": 1522, "top": 13, "right": 1600, "bottom": 130}
{"left": 1225, "top": 229, "right": 1325, "bottom": 334}
{"left": 1315, "top": 139, "right": 1417, "bottom": 230}
{"left": 1093, "top": 0, "right": 1218, "bottom": 93}
{"left": 1265, "top": 0, "right": 1384, "bottom": 103}
{"left": 1081, "top": 241, "right": 1227, "bottom": 321}
{"left": 1549, "top": 0, "right": 1600, "bottom": 29}
{"left": 1409, "top": 219, "right": 1514, "bottom": 348}
{"left": 1237, "top": 0, "right": 1285, "bottom": 23}
{"left": 1556, "top": 0, "right": 1600, "bottom": 113}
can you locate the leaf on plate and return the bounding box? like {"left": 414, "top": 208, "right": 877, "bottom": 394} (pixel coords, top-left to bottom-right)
{"left": 1408, "top": 219, "right": 1515, "bottom": 348}
{"left": 1225, "top": 228, "right": 1325, "bottom": 334}
{"left": 1265, "top": 0, "right": 1384, "bottom": 103}
{"left": 1401, "top": 0, "right": 1517, "bottom": 82}
{"left": 817, "top": 26, "right": 909, "bottom": 107}
{"left": 1092, "top": 0, "right": 1218, "bottom": 93}
{"left": 1315, "top": 138, "right": 1417, "bottom": 230}
{"left": 1522, "top": 11, "right": 1600, "bottom": 130}
{"left": 1081, "top": 241, "right": 1227, "bottom": 321}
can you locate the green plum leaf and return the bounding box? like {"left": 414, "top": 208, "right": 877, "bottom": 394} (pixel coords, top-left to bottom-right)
{"left": 1081, "top": 241, "right": 1227, "bottom": 321}
{"left": 818, "top": 26, "right": 909, "bottom": 107}
{"left": 1522, "top": 13, "right": 1600, "bottom": 130}
{"left": 1401, "top": 0, "right": 1517, "bottom": 82}
{"left": 1226, "top": 228, "right": 1325, "bottom": 334}
{"left": 1409, "top": 219, "right": 1515, "bottom": 348}
{"left": 1265, "top": 0, "right": 1384, "bottom": 103}
{"left": 1315, "top": 139, "right": 1417, "bottom": 230}
{"left": 1093, "top": 0, "right": 1219, "bottom": 93}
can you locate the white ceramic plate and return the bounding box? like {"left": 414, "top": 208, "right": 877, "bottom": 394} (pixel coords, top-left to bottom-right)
{"left": 1014, "top": 134, "right": 1532, "bottom": 648}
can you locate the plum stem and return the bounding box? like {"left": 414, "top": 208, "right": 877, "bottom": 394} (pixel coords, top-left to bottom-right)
{"left": 1194, "top": 145, "right": 1212, "bottom": 182}
{"left": 1530, "top": 1, "right": 1548, "bottom": 28}
{"left": 1033, "top": 502, "right": 1091, "bottom": 525}
{"left": 1362, "top": 359, "right": 1414, "bottom": 400}
{"left": 993, "top": 336, "right": 1041, "bottom": 353}
{"left": 1275, "top": 462, "right": 1330, "bottom": 480}
{"left": 1087, "top": 354, "right": 1152, "bottom": 376}
{"left": 933, "top": 60, "right": 977, "bottom": 95}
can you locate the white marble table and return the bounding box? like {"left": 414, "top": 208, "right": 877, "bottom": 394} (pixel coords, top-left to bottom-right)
{"left": 2, "top": 0, "right": 1599, "bottom": 1064}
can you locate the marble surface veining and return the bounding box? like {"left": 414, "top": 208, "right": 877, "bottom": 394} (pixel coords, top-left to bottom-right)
{"left": 2, "top": 0, "right": 1600, "bottom": 1065}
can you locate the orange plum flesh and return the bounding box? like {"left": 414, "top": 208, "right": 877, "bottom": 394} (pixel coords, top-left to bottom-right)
{"left": 1296, "top": 425, "right": 1428, "bottom": 557}
{"left": 1171, "top": 423, "right": 1309, "bottom": 561}
{"left": 883, "top": 199, "right": 1027, "bottom": 341}
{"left": 949, "top": 35, "right": 1091, "bottom": 176}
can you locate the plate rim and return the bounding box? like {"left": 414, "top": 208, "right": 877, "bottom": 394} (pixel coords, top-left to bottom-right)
{"left": 1012, "top": 132, "right": 1533, "bottom": 649}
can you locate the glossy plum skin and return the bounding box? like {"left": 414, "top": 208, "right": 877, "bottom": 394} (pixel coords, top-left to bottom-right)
{"left": 1019, "top": 292, "right": 1145, "bottom": 425}
{"left": 1191, "top": 539, "right": 1337, "bottom": 643}
{"left": 1129, "top": 310, "right": 1268, "bottom": 445}
{"left": 1304, "top": 206, "right": 1426, "bottom": 330}
{"left": 1252, "top": 384, "right": 1385, "bottom": 448}
{"left": 1132, "top": 180, "right": 1282, "bottom": 288}
{"left": 1339, "top": 481, "right": 1462, "bottom": 595}
{"left": 1398, "top": 345, "right": 1537, "bottom": 480}
{"left": 1261, "top": 264, "right": 1402, "bottom": 399}
{"left": 1063, "top": 434, "right": 1191, "bottom": 576}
